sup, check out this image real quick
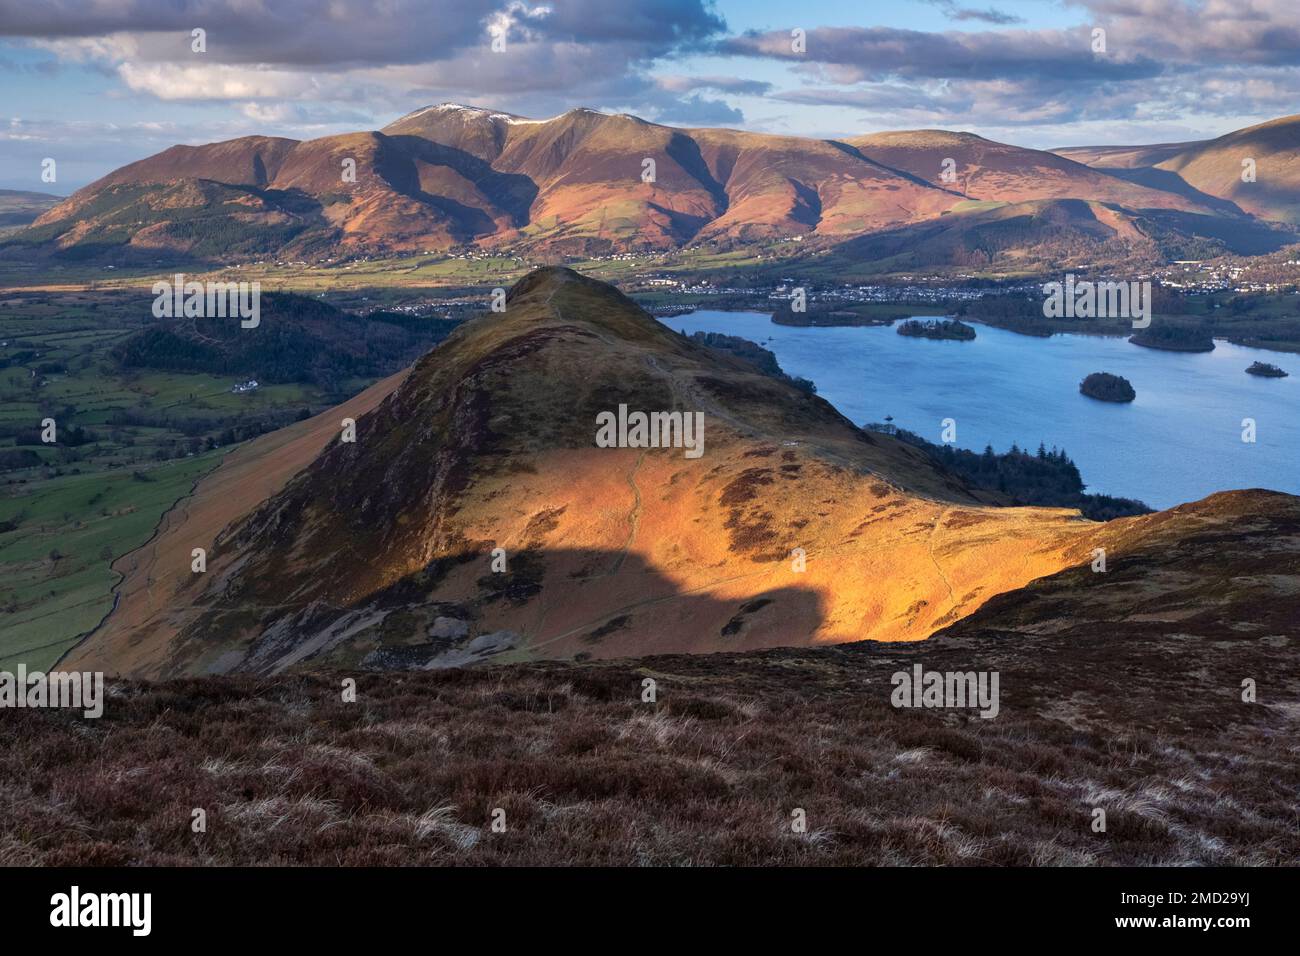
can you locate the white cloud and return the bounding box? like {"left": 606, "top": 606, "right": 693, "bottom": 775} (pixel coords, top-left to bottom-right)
{"left": 117, "top": 62, "right": 322, "bottom": 101}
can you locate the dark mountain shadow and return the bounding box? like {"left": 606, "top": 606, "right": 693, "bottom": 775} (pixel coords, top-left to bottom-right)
{"left": 789, "top": 179, "right": 823, "bottom": 228}
{"left": 1139, "top": 208, "right": 1297, "bottom": 254}
{"left": 418, "top": 194, "right": 499, "bottom": 240}
{"left": 370, "top": 132, "right": 424, "bottom": 196}
{"left": 386, "top": 133, "right": 539, "bottom": 226}
{"left": 252, "top": 153, "right": 269, "bottom": 188}
{"left": 829, "top": 203, "right": 1087, "bottom": 267}
{"left": 1098, "top": 165, "right": 1246, "bottom": 216}
{"left": 644, "top": 201, "right": 714, "bottom": 244}
{"left": 168, "top": 544, "right": 828, "bottom": 676}
{"left": 825, "top": 140, "right": 965, "bottom": 196}
{"left": 251, "top": 184, "right": 324, "bottom": 216}
{"left": 665, "top": 131, "right": 729, "bottom": 214}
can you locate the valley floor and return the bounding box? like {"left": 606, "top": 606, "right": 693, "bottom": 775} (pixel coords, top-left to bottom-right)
{"left": 4, "top": 625, "right": 1295, "bottom": 866}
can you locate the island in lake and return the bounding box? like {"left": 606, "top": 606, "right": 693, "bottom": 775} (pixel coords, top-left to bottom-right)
{"left": 1080, "top": 371, "right": 1136, "bottom": 403}
{"left": 1247, "top": 361, "right": 1289, "bottom": 378}
{"left": 897, "top": 318, "right": 976, "bottom": 341}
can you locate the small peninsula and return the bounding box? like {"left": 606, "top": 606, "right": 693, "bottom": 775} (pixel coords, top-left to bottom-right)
{"left": 772, "top": 304, "right": 900, "bottom": 327}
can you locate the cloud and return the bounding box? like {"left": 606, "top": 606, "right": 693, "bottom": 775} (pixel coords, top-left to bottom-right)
{"left": 922, "top": 1, "right": 1024, "bottom": 25}
{"left": 117, "top": 62, "right": 324, "bottom": 101}
{"left": 641, "top": 92, "right": 745, "bottom": 125}
{"left": 716, "top": 5, "right": 1300, "bottom": 136}
{"left": 721, "top": 25, "right": 1160, "bottom": 84}
{"left": 4, "top": 0, "right": 1300, "bottom": 167}
{"left": 1075, "top": 0, "right": 1300, "bottom": 68}
{"left": 5, "top": 2, "right": 492, "bottom": 67}
{"left": 655, "top": 74, "right": 773, "bottom": 96}
{"left": 721, "top": 2, "right": 1300, "bottom": 80}
{"left": 772, "top": 79, "right": 1098, "bottom": 128}
{"left": 2, "top": 0, "right": 726, "bottom": 67}
{"left": 3, "top": 0, "right": 737, "bottom": 136}
{"left": 771, "top": 62, "right": 1300, "bottom": 130}
{"left": 236, "top": 102, "right": 374, "bottom": 127}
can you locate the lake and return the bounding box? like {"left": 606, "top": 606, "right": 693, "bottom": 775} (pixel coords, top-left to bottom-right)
{"left": 666, "top": 310, "right": 1300, "bottom": 509}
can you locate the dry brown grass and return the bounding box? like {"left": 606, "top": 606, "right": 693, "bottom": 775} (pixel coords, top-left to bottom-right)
{"left": 5, "top": 627, "right": 1297, "bottom": 866}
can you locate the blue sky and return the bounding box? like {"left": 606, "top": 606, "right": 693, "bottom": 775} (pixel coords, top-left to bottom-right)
{"left": 3, "top": 0, "right": 1299, "bottom": 192}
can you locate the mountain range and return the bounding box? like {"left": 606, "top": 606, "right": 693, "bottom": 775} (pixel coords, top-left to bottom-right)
{"left": 10, "top": 106, "right": 1300, "bottom": 269}
{"left": 63, "top": 267, "right": 1300, "bottom": 677}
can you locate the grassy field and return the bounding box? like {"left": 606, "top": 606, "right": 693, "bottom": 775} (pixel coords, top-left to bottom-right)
{"left": 0, "top": 244, "right": 786, "bottom": 299}
{"left": 0, "top": 253, "right": 533, "bottom": 297}
{"left": 0, "top": 292, "right": 366, "bottom": 666}
{"left": 0, "top": 453, "right": 219, "bottom": 670}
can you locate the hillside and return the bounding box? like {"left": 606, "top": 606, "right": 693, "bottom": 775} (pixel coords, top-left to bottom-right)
{"left": 1053, "top": 141, "right": 1200, "bottom": 172}
{"left": 847, "top": 130, "right": 1212, "bottom": 213}
{"left": 65, "top": 267, "right": 1300, "bottom": 679}
{"left": 825, "top": 196, "right": 1291, "bottom": 273}
{"left": 16, "top": 106, "right": 962, "bottom": 261}
{"left": 113, "top": 291, "right": 455, "bottom": 387}
{"left": 937, "top": 488, "right": 1300, "bottom": 641}
{"left": 381, "top": 106, "right": 961, "bottom": 249}
{"left": 11, "top": 104, "right": 1298, "bottom": 268}
{"left": 1057, "top": 115, "right": 1300, "bottom": 225}
{"left": 830, "top": 198, "right": 1153, "bottom": 272}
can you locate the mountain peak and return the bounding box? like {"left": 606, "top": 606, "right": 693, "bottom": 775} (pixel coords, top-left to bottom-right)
{"left": 395, "top": 102, "right": 528, "bottom": 124}
{"left": 62, "top": 265, "right": 1300, "bottom": 679}
{"left": 68, "top": 266, "right": 1110, "bottom": 675}
{"left": 391, "top": 103, "right": 650, "bottom": 128}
